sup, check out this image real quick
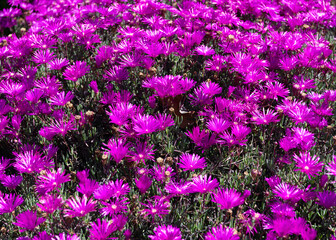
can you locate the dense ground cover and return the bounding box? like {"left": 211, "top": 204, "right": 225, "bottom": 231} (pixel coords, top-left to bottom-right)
{"left": 1, "top": 0, "right": 336, "bottom": 239}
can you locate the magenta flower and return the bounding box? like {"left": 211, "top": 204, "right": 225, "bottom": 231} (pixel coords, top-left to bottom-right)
{"left": 13, "top": 210, "right": 45, "bottom": 232}
{"left": 251, "top": 109, "right": 279, "bottom": 125}
{"left": 36, "top": 168, "right": 70, "bottom": 195}
{"left": 317, "top": 191, "right": 336, "bottom": 209}
{"left": 64, "top": 195, "right": 96, "bottom": 218}
{"left": 293, "top": 152, "right": 323, "bottom": 179}
{"left": 90, "top": 218, "right": 117, "bottom": 240}
{"left": 63, "top": 61, "right": 90, "bottom": 82}
{"left": 49, "top": 91, "right": 74, "bottom": 106}
{"left": 100, "top": 198, "right": 129, "bottom": 216}
{"left": 273, "top": 183, "right": 304, "bottom": 203}
{"left": 14, "top": 150, "right": 50, "bottom": 174}
{"left": 178, "top": 153, "right": 207, "bottom": 171}
{"left": 0, "top": 193, "right": 24, "bottom": 214}
{"left": 102, "top": 138, "right": 129, "bottom": 164}
{"left": 212, "top": 188, "right": 245, "bottom": 210}
{"left": 37, "top": 194, "right": 63, "bottom": 214}
{"left": 205, "top": 225, "right": 239, "bottom": 240}
{"left": 77, "top": 179, "right": 99, "bottom": 197}
{"left": 207, "top": 117, "right": 230, "bottom": 134}
{"left": 186, "top": 126, "right": 217, "bottom": 149}
{"left": 135, "top": 175, "right": 152, "bottom": 194}
{"left": 0, "top": 174, "right": 22, "bottom": 189}
{"left": 195, "top": 45, "right": 215, "bottom": 56}
{"left": 190, "top": 175, "right": 219, "bottom": 194}
{"left": 143, "top": 75, "right": 195, "bottom": 98}
{"left": 47, "top": 58, "right": 69, "bottom": 70}
{"left": 149, "top": 225, "right": 182, "bottom": 240}
{"left": 141, "top": 199, "right": 170, "bottom": 219}
{"left": 32, "top": 49, "right": 55, "bottom": 65}
{"left": 133, "top": 114, "right": 160, "bottom": 135}
{"left": 326, "top": 156, "right": 336, "bottom": 176}
{"left": 165, "top": 180, "right": 191, "bottom": 195}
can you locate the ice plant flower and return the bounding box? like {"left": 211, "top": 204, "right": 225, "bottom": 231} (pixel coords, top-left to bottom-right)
{"left": 63, "top": 61, "right": 90, "bottom": 82}
{"left": 90, "top": 218, "right": 117, "bottom": 240}
{"left": 178, "top": 153, "right": 206, "bottom": 171}
{"left": 273, "top": 183, "right": 304, "bottom": 203}
{"left": 212, "top": 188, "right": 245, "bottom": 210}
{"left": 0, "top": 193, "right": 24, "bottom": 214}
{"left": 293, "top": 152, "right": 323, "bottom": 179}
{"left": 326, "top": 156, "right": 336, "bottom": 176}
{"left": 64, "top": 195, "right": 96, "bottom": 218}
{"left": 190, "top": 175, "right": 219, "bottom": 194}
{"left": 317, "top": 191, "right": 336, "bottom": 209}
{"left": 149, "top": 225, "right": 182, "bottom": 240}
{"left": 205, "top": 225, "right": 240, "bottom": 240}
{"left": 36, "top": 168, "right": 70, "bottom": 195}
{"left": 13, "top": 210, "right": 45, "bottom": 232}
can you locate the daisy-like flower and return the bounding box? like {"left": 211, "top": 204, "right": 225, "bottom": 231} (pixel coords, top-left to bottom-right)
{"left": 0, "top": 193, "right": 24, "bottom": 214}
{"left": 128, "top": 141, "right": 155, "bottom": 164}
{"left": 76, "top": 179, "right": 99, "bottom": 197}
{"left": 195, "top": 45, "right": 215, "bottom": 56}
{"left": 190, "top": 175, "right": 219, "bottom": 194}
{"left": 165, "top": 180, "right": 191, "bottom": 195}
{"left": 39, "top": 118, "right": 76, "bottom": 140}
{"left": 273, "top": 183, "right": 304, "bottom": 203}
{"left": 13, "top": 210, "right": 45, "bottom": 232}
{"left": 135, "top": 175, "right": 152, "bottom": 194}
{"left": 186, "top": 126, "right": 217, "bottom": 149}
{"left": 104, "top": 66, "right": 129, "bottom": 83}
{"left": 14, "top": 150, "right": 50, "bottom": 174}
{"left": 143, "top": 75, "right": 196, "bottom": 98}
{"left": 251, "top": 108, "right": 279, "bottom": 125}
{"left": 37, "top": 194, "right": 63, "bottom": 214}
{"left": 63, "top": 61, "right": 90, "bottom": 82}
{"left": 205, "top": 225, "right": 239, "bottom": 240}
{"left": 212, "top": 188, "right": 245, "bottom": 210}
{"left": 207, "top": 117, "right": 230, "bottom": 134}
{"left": 100, "top": 198, "right": 129, "bottom": 217}
{"left": 293, "top": 152, "right": 323, "bottom": 179}
{"left": 102, "top": 138, "right": 129, "bottom": 164}
{"left": 178, "top": 153, "right": 206, "bottom": 171}
{"left": 49, "top": 91, "right": 74, "bottom": 106}
{"left": 133, "top": 114, "right": 160, "bottom": 135}
{"left": 141, "top": 199, "right": 170, "bottom": 219}
{"left": 0, "top": 174, "right": 22, "bottom": 189}
{"left": 326, "top": 156, "right": 336, "bottom": 176}
{"left": 47, "top": 58, "right": 69, "bottom": 70}
{"left": 64, "top": 195, "right": 96, "bottom": 218}
{"left": 36, "top": 168, "right": 70, "bottom": 195}
{"left": 90, "top": 218, "right": 117, "bottom": 240}
{"left": 32, "top": 49, "right": 55, "bottom": 65}
{"left": 149, "top": 225, "right": 182, "bottom": 240}
{"left": 317, "top": 191, "right": 336, "bottom": 209}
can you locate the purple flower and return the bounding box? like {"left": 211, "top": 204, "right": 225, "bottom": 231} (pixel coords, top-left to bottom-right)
{"left": 49, "top": 91, "right": 74, "bottom": 106}
{"left": 37, "top": 194, "right": 63, "bottom": 214}
{"left": 178, "top": 153, "right": 207, "bottom": 171}
{"left": 0, "top": 193, "right": 24, "bottom": 214}
{"left": 133, "top": 114, "right": 160, "bottom": 135}
{"left": 136, "top": 175, "right": 152, "bottom": 194}
{"left": 317, "top": 191, "right": 336, "bottom": 208}
{"left": 165, "top": 180, "right": 191, "bottom": 195}
{"left": 64, "top": 195, "right": 96, "bottom": 218}
{"left": 205, "top": 225, "right": 239, "bottom": 240}
{"left": 190, "top": 175, "right": 219, "bottom": 194}
{"left": 149, "top": 225, "right": 182, "bottom": 240}
{"left": 195, "top": 45, "right": 215, "bottom": 56}
{"left": 13, "top": 210, "right": 45, "bottom": 232}
{"left": 273, "top": 183, "right": 304, "bottom": 203}
{"left": 326, "top": 156, "right": 336, "bottom": 176}
{"left": 0, "top": 174, "right": 22, "bottom": 189}
{"left": 212, "top": 188, "right": 245, "bottom": 210}
{"left": 293, "top": 152, "right": 323, "bottom": 179}
{"left": 100, "top": 197, "right": 129, "bottom": 216}
{"left": 102, "top": 138, "right": 129, "bottom": 164}
{"left": 36, "top": 168, "right": 70, "bottom": 195}
{"left": 90, "top": 218, "right": 117, "bottom": 240}
{"left": 63, "top": 61, "right": 90, "bottom": 82}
